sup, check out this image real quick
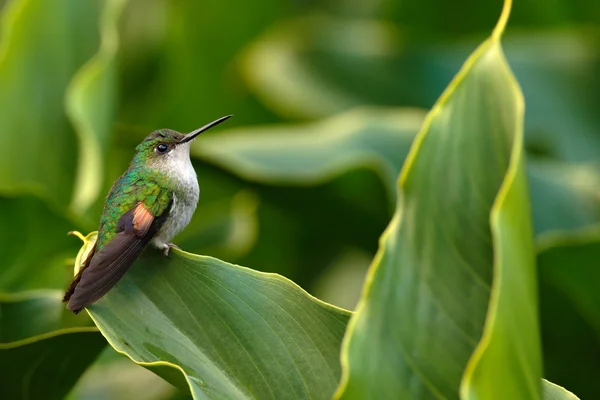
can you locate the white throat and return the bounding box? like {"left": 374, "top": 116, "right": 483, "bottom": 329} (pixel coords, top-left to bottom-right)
{"left": 161, "top": 142, "right": 197, "bottom": 190}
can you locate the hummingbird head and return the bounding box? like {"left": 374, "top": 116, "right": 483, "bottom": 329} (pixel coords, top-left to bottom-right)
{"left": 132, "top": 115, "right": 232, "bottom": 170}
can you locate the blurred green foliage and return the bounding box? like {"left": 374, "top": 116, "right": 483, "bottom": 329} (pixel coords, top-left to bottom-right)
{"left": 0, "top": 0, "right": 598, "bottom": 398}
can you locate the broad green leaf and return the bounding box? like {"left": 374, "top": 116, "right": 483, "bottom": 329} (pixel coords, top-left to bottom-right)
{"left": 193, "top": 107, "right": 425, "bottom": 194}
{"left": 537, "top": 230, "right": 600, "bottom": 399}
{"left": 66, "top": 0, "right": 126, "bottom": 216}
{"left": 336, "top": 1, "right": 542, "bottom": 399}
{"left": 74, "top": 233, "right": 350, "bottom": 399}
{"left": 0, "top": 291, "right": 105, "bottom": 400}
{"left": 193, "top": 107, "right": 600, "bottom": 238}
{"left": 0, "top": 0, "right": 100, "bottom": 205}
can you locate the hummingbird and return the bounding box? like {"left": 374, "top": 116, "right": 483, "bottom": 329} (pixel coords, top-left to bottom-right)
{"left": 63, "top": 115, "right": 232, "bottom": 314}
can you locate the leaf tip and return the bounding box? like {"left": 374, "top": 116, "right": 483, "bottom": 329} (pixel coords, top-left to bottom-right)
{"left": 68, "top": 230, "right": 86, "bottom": 242}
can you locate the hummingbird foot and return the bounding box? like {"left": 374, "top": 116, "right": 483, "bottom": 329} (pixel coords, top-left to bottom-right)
{"left": 163, "top": 243, "right": 180, "bottom": 257}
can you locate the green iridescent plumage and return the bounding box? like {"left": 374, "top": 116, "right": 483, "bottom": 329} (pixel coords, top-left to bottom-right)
{"left": 96, "top": 167, "right": 173, "bottom": 249}
{"left": 95, "top": 129, "right": 186, "bottom": 249}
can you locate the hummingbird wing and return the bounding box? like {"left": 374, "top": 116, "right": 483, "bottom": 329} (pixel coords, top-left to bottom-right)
{"left": 64, "top": 199, "right": 171, "bottom": 314}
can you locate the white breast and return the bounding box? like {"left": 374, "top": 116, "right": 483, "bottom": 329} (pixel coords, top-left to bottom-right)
{"left": 151, "top": 143, "right": 199, "bottom": 249}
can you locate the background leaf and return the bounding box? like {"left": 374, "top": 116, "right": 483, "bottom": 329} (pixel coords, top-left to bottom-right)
{"left": 193, "top": 107, "right": 425, "bottom": 193}
{"left": 66, "top": 0, "right": 126, "bottom": 216}
{"left": 0, "top": 0, "right": 100, "bottom": 205}
{"left": 0, "top": 0, "right": 122, "bottom": 295}
{"left": 195, "top": 108, "right": 600, "bottom": 239}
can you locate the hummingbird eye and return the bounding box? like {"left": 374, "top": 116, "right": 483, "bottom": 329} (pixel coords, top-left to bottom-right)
{"left": 155, "top": 143, "right": 169, "bottom": 154}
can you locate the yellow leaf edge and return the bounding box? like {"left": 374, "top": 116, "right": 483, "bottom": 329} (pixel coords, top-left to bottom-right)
{"left": 0, "top": 326, "right": 99, "bottom": 350}
{"left": 536, "top": 223, "right": 600, "bottom": 254}
{"left": 458, "top": 0, "right": 540, "bottom": 395}
{"left": 0, "top": 289, "right": 100, "bottom": 350}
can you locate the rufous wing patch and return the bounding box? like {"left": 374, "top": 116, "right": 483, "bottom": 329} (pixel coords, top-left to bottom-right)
{"left": 132, "top": 203, "right": 155, "bottom": 236}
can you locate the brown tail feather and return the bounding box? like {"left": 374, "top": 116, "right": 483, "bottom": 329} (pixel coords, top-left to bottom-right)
{"left": 63, "top": 243, "right": 97, "bottom": 307}
{"left": 65, "top": 231, "right": 154, "bottom": 313}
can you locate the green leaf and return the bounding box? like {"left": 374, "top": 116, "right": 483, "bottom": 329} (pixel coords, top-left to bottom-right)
{"left": 74, "top": 233, "right": 350, "bottom": 399}
{"left": 0, "top": 0, "right": 100, "bottom": 205}
{"left": 243, "top": 4, "right": 600, "bottom": 164}
{"left": 193, "top": 107, "right": 425, "bottom": 195}
{"left": 66, "top": 0, "right": 126, "bottom": 216}
{"left": 193, "top": 107, "right": 600, "bottom": 238}
{"left": 0, "top": 291, "right": 106, "bottom": 400}
{"left": 336, "top": 1, "right": 542, "bottom": 399}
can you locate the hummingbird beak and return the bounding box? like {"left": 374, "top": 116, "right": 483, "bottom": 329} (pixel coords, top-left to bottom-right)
{"left": 179, "top": 115, "right": 233, "bottom": 144}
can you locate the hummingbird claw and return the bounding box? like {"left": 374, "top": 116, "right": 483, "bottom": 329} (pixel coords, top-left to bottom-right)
{"left": 163, "top": 243, "right": 180, "bottom": 257}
